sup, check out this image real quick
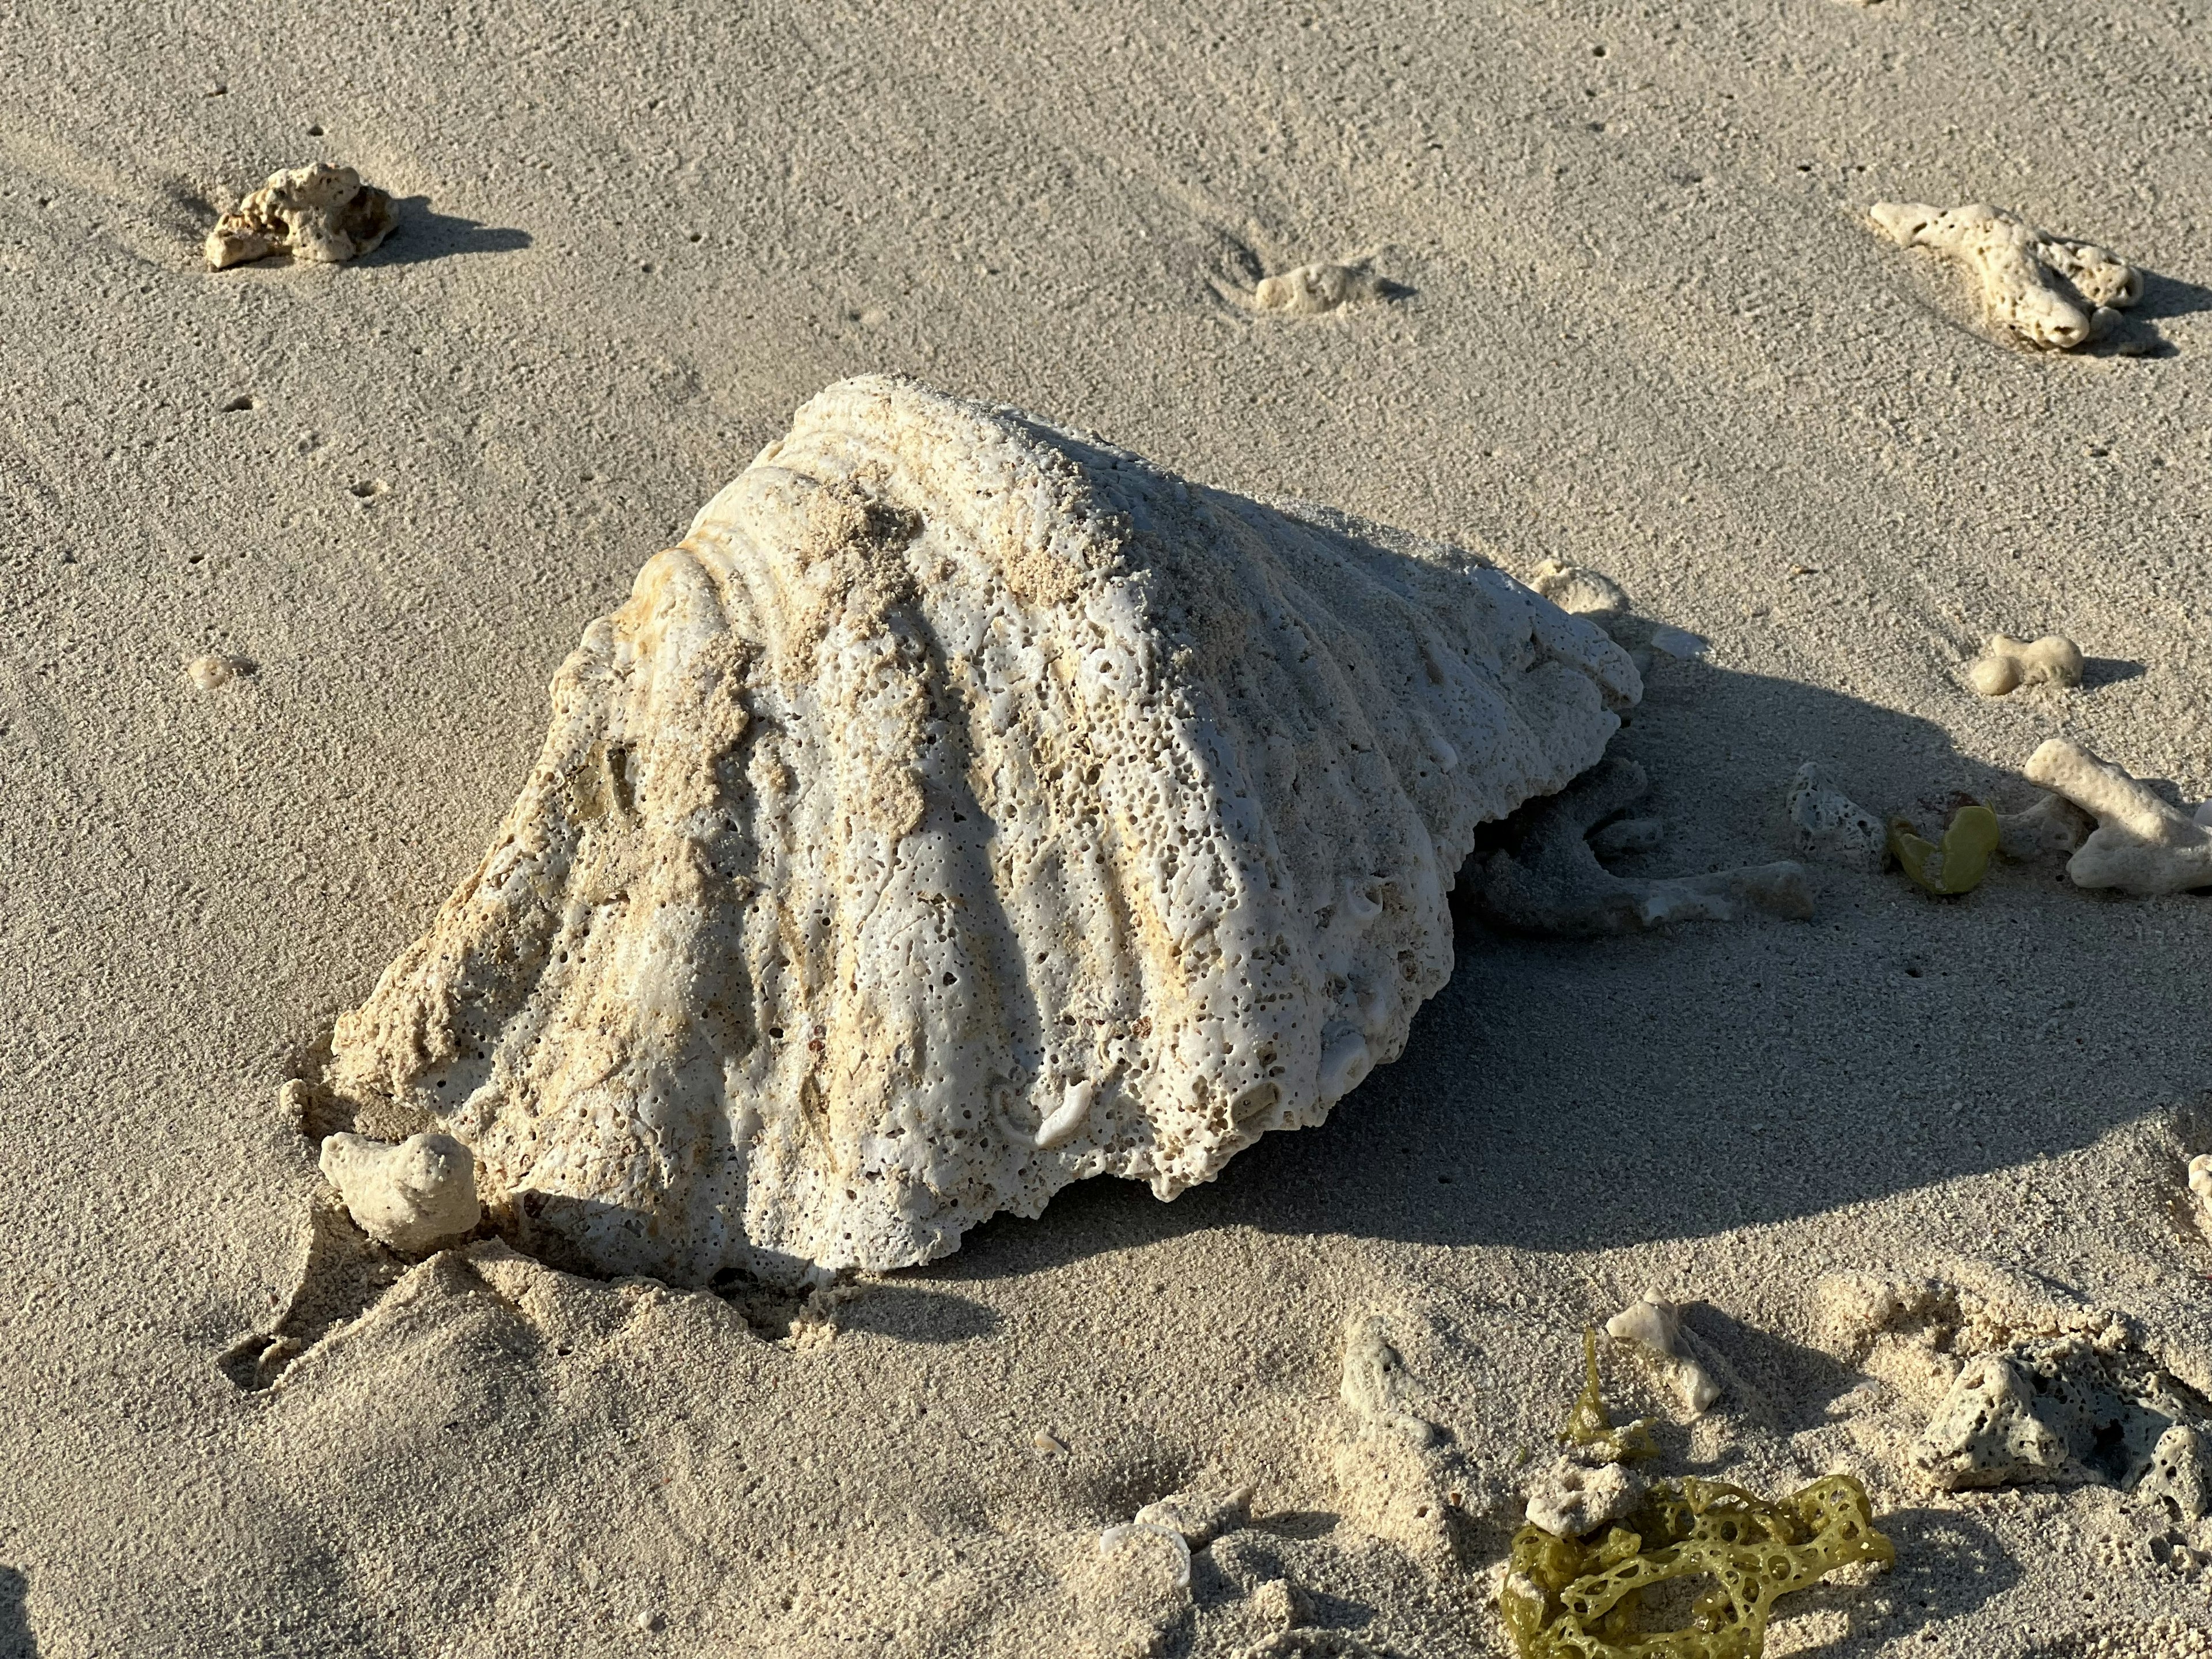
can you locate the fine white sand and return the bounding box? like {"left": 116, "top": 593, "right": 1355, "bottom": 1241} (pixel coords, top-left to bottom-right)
{"left": 5, "top": 1, "right": 2211, "bottom": 1654}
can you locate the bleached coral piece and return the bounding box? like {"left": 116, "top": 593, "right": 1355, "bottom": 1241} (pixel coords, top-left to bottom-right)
{"left": 1912, "top": 1333, "right": 2206, "bottom": 1493}
{"left": 322, "top": 376, "right": 1638, "bottom": 1283}
{"left": 2025, "top": 737, "right": 2212, "bottom": 893}
{"left": 205, "top": 164, "right": 396, "bottom": 268}
{"left": 1967, "top": 634, "right": 2084, "bottom": 697}
{"left": 1994, "top": 792, "right": 2094, "bottom": 862}
{"left": 1869, "top": 202, "right": 2141, "bottom": 350}
{"left": 1785, "top": 762, "right": 1885, "bottom": 872}
{"left": 317, "top": 1131, "right": 480, "bottom": 1253}
{"left": 1605, "top": 1295, "right": 1723, "bottom": 1415}
{"left": 2138, "top": 1425, "right": 2211, "bottom": 1524}
{"left": 1473, "top": 757, "right": 1815, "bottom": 935}
{"left": 1523, "top": 1455, "right": 1643, "bottom": 1537}
{"left": 2188, "top": 1154, "right": 2212, "bottom": 1224}
{"left": 1249, "top": 260, "right": 1389, "bottom": 314}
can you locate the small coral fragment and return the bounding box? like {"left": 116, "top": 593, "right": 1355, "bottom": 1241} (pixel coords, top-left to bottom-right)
{"left": 318, "top": 1131, "right": 480, "bottom": 1253}
{"left": 1888, "top": 804, "right": 1999, "bottom": 896}
{"left": 1967, "top": 634, "right": 2084, "bottom": 697}
{"left": 2190, "top": 1154, "right": 2212, "bottom": 1221}
{"left": 1911, "top": 1332, "right": 2210, "bottom": 1493}
{"left": 1605, "top": 1297, "right": 1722, "bottom": 1416}
{"left": 1475, "top": 759, "right": 1815, "bottom": 935}
{"left": 1870, "top": 201, "right": 2142, "bottom": 349}
{"left": 2025, "top": 737, "right": 2212, "bottom": 893}
{"left": 1524, "top": 1456, "right": 1643, "bottom": 1538}
{"left": 1502, "top": 1335, "right": 1893, "bottom": 1658}
{"left": 2137, "top": 1425, "right": 2211, "bottom": 1524}
{"left": 1993, "top": 792, "right": 2093, "bottom": 861}
{"left": 1498, "top": 1475, "right": 1895, "bottom": 1659}
{"left": 1785, "top": 763, "right": 1886, "bottom": 873}
{"left": 205, "top": 163, "right": 396, "bottom": 268}
{"left": 1250, "top": 260, "right": 1388, "bottom": 314}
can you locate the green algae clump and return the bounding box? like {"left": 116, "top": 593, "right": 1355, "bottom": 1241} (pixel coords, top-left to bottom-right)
{"left": 1498, "top": 1473, "right": 1895, "bottom": 1659}
{"left": 1889, "top": 803, "right": 1999, "bottom": 896}
{"left": 1562, "top": 1327, "right": 1659, "bottom": 1463}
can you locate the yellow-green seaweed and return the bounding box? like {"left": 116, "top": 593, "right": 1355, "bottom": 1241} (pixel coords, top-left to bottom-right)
{"left": 1888, "top": 804, "right": 1999, "bottom": 896}
{"left": 1561, "top": 1327, "right": 1658, "bottom": 1463}
{"left": 1498, "top": 1473, "right": 1895, "bottom": 1659}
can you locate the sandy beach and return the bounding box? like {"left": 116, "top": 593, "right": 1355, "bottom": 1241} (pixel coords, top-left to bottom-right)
{"left": 5, "top": 0, "right": 2212, "bottom": 1653}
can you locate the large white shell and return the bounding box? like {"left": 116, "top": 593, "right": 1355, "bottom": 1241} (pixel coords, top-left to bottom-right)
{"left": 327, "top": 376, "right": 1639, "bottom": 1283}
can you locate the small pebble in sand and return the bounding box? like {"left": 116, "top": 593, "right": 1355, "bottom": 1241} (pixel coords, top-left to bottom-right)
{"left": 185, "top": 652, "right": 255, "bottom": 690}
{"left": 1785, "top": 762, "right": 1885, "bottom": 872}
{"left": 2188, "top": 1154, "right": 2212, "bottom": 1219}
{"left": 205, "top": 163, "right": 396, "bottom": 268}
{"left": 1251, "top": 260, "right": 1386, "bottom": 314}
{"left": 1032, "top": 1430, "right": 1067, "bottom": 1454}
{"left": 1646, "top": 624, "right": 1709, "bottom": 660}
{"left": 1604, "top": 1295, "right": 1722, "bottom": 1415}
{"left": 318, "top": 1131, "right": 480, "bottom": 1253}
{"left": 1966, "top": 633, "right": 2084, "bottom": 697}
{"left": 1869, "top": 201, "right": 2141, "bottom": 350}
{"left": 2025, "top": 737, "right": 2212, "bottom": 893}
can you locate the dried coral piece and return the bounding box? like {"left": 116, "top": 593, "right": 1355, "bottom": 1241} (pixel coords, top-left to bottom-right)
{"left": 319, "top": 1131, "right": 480, "bottom": 1253}
{"left": 1474, "top": 759, "right": 1815, "bottom": 935}
{"left": 1499, "top": 1475, "right": 1895, "bottom": 1659}
{"left": 1912, "top": 1333, "right": 2210, "bottom": 1493}
{"left": 205, "top": 163, "right": 396, "bottom": 268}
{"left": 1784, "top": 762, "right": 1885, "bottom": 873}
{"left": 1994, "top": 793, "right": 2093, "bottom": 862}
{"left": 323, "top": 376, "right": 1639, "bottom": 1284}
{"left": 1524, "top": 1456, "right": 1643, "bottom": 1538}
{"left": 1251, "top": 260, "right": 1388, "bottom": 314}
{"left": 1967, "top": 633, "right": 2084, "bottom": 697}
{"left": 1869, "top": 202, "right": 2141, "bottom": 350}
{"left": 2025, "top": 737, "right": 2212, "bottom": 894}
{"left": 1606, "top": 1297, "right": 1722, "bottom": 1416}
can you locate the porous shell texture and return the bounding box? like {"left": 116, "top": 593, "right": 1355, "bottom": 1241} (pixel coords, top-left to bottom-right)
{"left": 326, "top": 376, "right": 1638, "bottom": 1284}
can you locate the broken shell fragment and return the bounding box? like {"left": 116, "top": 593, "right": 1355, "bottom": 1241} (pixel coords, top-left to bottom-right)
{"left": 205, "top": 163, "right": 396, "bottom": 268}
{"left": 321, "top": 376, "right": 1640, "bottom": 1284}
{"left": 317, "top": 1131, "right": 480, "bottom": 1253}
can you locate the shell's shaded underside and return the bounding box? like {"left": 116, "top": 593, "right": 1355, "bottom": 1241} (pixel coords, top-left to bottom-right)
{"left": 328, "top": 377, "right": 1639, "bottom": 1283}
